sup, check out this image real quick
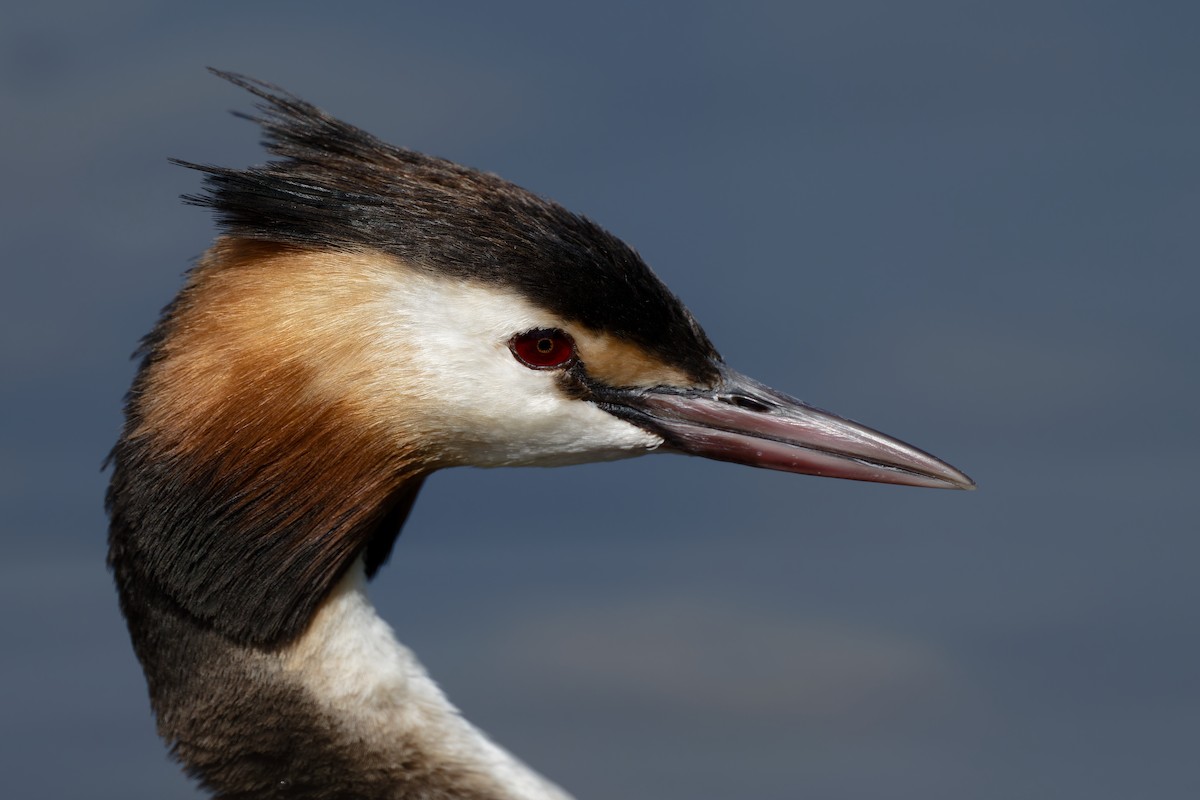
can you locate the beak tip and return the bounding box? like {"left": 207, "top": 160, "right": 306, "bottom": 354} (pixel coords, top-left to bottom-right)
{"left": 939, "top": 466, "right": 976, "bottom": 491}
{"left": 916, "top": 458, "right": 974, "bottom": 491}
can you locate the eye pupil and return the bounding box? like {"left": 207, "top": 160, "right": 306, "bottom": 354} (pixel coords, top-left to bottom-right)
{"left": 510, "top": 328, "right": 576, "bottom": 370}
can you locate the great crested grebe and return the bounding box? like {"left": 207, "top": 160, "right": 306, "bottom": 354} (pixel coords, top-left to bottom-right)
{"left": 107, "top": 70, "right": 973, "bottom": 799}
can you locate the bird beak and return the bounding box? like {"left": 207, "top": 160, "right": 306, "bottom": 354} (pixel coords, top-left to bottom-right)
{"left": 593, "top": 368, "right": 975, "bottom": 490}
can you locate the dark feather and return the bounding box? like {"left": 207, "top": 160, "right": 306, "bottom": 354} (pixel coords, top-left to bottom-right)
{"left": 181, "top": 69, "right": 720, "bottom": 381}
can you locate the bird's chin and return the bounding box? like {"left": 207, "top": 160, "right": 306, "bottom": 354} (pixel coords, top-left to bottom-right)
{"left": 503, "top": 444, "right": 662, "bottom": 469}
{"left": 440, "top": 427, "right": 664, "bottom": 469}
{"left": 592, "top": 368, "right": 974, "bottom": 491}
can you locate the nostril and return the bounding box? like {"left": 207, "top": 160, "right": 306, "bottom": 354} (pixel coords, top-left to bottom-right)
{"left": 722, "top": 395, "right": 772, "bottom": 413}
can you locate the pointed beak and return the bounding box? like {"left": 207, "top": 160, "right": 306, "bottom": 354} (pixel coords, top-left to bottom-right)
{"left": 593, "top": 368, "right": 975, "bottom": 490}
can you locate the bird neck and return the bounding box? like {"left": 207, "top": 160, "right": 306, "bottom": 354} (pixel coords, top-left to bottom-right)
{"left": 107, "top": 396, "right": 570, "bottom": 797}
{"left": 277, "top": 561, "right": 574, "bottom": 800}
{"left": 105, "top": 240, "right": 576, "bottom": 797}
{"left": 117, "top": 553, "right": 573, "bottom": 800}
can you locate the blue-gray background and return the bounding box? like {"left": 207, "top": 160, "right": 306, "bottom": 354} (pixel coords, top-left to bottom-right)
{"left": 3, "top": 2, "right": 1197, "bottom": 798}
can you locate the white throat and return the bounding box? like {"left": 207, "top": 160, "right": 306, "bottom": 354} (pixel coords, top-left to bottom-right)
{"left": 280, "top": 561, "right": 574, "bottom": 800}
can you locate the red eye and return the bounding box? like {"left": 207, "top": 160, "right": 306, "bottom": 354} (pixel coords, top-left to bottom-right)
{"left": 510, "top": 328, "right": 577, "bottom": 369}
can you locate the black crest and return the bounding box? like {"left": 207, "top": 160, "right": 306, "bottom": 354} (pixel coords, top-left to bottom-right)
{"left": 182, "top": 70, "right": 720, "bottom": 380}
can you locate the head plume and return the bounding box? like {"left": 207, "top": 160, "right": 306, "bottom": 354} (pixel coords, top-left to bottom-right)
{"left": 178, "top": 69, "right": 719, "bottom": 381}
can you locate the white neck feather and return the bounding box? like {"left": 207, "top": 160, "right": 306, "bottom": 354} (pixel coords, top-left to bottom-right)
{"left": 279, "top": 561, "right": 574, "bottom": 800}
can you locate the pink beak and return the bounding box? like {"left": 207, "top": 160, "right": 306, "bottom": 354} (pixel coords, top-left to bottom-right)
{"left": 596, "top": 368, "right": 974, "bottom": 491}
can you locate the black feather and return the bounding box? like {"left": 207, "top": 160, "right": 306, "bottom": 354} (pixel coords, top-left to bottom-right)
{"left": 182, "top": 69, "right": 720, "bottom": 381}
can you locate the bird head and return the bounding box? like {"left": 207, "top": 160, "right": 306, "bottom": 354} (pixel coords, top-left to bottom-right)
{"left": 170, "top": 71, "right": 972, "bottom": 487}
{"left": 110, "top": 72, "right": 970, "bottom": 647}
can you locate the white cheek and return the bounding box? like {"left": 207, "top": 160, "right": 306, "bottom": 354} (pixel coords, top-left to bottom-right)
{"left": 377, "top": 272, "right": 663, "bottom": 466}
{"left": 446, "top": 367, "right": 663, "bottom": 466}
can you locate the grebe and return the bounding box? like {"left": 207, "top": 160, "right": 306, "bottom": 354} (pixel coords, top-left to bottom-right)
{"left": 107, "top": 70, "right": 972, "bottom": 800}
